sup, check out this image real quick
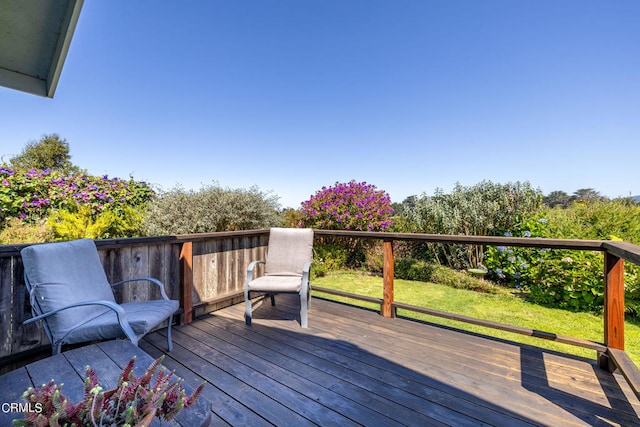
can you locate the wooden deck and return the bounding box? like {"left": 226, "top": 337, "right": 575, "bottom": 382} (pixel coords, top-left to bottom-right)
{"left": 140, "top": 295, "right": 640, "bottom": 426}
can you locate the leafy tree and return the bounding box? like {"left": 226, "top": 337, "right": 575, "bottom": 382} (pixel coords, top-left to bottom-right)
{"left": 543, "top": 190, "right": 572, "bottom": 208}
{"left": 391, "top": 195, "right": 417, "bottom": 216}
{"left": 573, "top": 188, "right": 606, "bottom": 203}
{"left": 8, "top": 134, "right": 80, "bottom": 174}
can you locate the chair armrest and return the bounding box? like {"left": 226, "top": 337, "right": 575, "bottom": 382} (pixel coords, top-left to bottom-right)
{"left": 23, "top": 300, "right": 127, "bottom": 324}
{"left": 246, "top": 260, "right": 266, "bottom": 287}
{"left": 302, "top": 262, "right": 312, "bottom": 280}
{"left": 111, "top": 277, "right": 170, "bottom": 300}
{"left": 23, "top": 300, "right": 139, "bottom": 345}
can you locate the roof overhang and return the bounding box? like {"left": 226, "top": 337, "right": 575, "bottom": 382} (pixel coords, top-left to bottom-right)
{"left": 0, "top": 0, "right": 84, "bottom": 98}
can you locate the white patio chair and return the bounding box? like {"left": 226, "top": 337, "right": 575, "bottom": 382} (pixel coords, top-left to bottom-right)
{"left": 244, "top": 228, "right": 313, "bottom": 328}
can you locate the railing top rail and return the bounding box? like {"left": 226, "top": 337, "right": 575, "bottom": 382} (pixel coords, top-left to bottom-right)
{"left": 2, "top": 229, "right": 640, "bottom": 266}
{"left": 0, "top": 229, "right": 272, "bottom": 256}
{"left": 314, "top": 229, "right": 604, "bottom": 249}
{"left": 602, "top": 241, "right": 640, "bottom": 266}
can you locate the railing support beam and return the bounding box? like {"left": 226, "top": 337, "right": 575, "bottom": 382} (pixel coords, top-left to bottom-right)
{"left": 604, "top": 253, "right": 625, "bottom": 351}
{"left": 180, "top": 241, "right": 193, "bottom": 325}
{"left": 383, "top": 239, "right": 394, "bottom": 318}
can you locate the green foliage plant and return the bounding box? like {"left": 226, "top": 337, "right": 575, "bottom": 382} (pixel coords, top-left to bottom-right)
{"left": 48, "top": 205, "right": 145, "bottom": 240}
{"left": 14, "top": 355, "right": 205, "bottom": 426}
{"left": 404, "top": 180, "right": 542, "bottom": 270}
{"left": 485, "top": 199, "right": 640, "bottom": 313}
{"left": 0, "top": 166, "right": 154, "bottom": 231}
{"left": 144, "top": 183, "right": 282, "bottom": 235}
{"left": 312, "top": 242, "right": 350, "bottom": 278}
{"left": 0, "top": 218, "right": 53, "bottom": 244}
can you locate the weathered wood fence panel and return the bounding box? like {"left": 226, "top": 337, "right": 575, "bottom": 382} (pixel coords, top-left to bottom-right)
{"left": 191, "top": 234, "right": 267, "bottom": 303}
{"left": 0, "top": 231, "right": 270, "bottom": 369}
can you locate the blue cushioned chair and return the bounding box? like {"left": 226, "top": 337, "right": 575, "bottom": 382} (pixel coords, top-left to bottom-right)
{"left": 21, "top": 238, "right": 179, "bottom": 354}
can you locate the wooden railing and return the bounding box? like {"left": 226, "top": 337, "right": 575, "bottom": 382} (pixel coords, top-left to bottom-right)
{"left": 2, "top": 229, "right": 640, "bottom": 393}
{"left": 311, "top": 229, "right": 640, "bottom": 397}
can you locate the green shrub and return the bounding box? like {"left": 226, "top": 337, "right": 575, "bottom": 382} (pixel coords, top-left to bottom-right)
{"left": 485, "top": 200, "right": 640, "bottom": 313}
{"left": 429, "top": 264, "right": 501, "bottom": 294}
{"left": 48, "top": 205, "right": 145, "bottom": 240}
{"left": 363, "top": 241, "right": 384, "bottom": 274}
{"left": 394, "top": 258, "right": 433, "bottom": 282}
{"left": 312, "top": 243, "right": 350, "bottom": 277}
{"left": 0, "top": 218, "right": 53, "bottom": 244}
{"left": 0, "top": 167, "right": 154, "bottom": 227}
{"left": 144, "top": 183, "right": 282, "bottom": 235}
{"left": 404, "top": 180, "right": 542, "bottom": 269}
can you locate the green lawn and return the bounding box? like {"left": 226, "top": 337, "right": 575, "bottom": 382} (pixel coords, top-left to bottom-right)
{"left": 312, "top": 270, "right": 640, "bottom": 367}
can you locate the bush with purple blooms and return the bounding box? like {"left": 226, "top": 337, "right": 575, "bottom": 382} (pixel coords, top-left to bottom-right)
{"left": 0, "top": 166, "right": 155, "bottom": 241}
{"left": 299, "top": 180, "right": 393, "bottom": 269}
{"left": 299, "top": 180, "right": 393, "bottom": 232}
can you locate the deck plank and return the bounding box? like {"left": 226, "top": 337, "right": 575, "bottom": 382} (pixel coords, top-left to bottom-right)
{"left": 224, "top": 298, "right": 613, "bottom": 425}
{"left": 140, "top": 295, "right": 640, "bottom": 426}
{"left": 302, "top": 298, "right": 639, "bottom": 413}
{"left": 189, "top": 319, "right": 448, "bottom": 426}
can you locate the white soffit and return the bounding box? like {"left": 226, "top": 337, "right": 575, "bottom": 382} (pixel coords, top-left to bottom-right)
{"left": 0, "top": 0, "right": 84, "bottom": 98}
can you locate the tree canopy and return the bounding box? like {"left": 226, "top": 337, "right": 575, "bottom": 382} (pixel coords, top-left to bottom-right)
{"left": 8, "top": 134, "right": 80, "bottom": 174}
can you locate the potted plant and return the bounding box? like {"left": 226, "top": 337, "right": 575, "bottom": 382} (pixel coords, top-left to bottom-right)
{"left": 13, "top": 355, "right": 205, "bottom": 427}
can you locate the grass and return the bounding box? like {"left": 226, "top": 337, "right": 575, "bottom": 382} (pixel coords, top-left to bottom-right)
{"left": 312, "top": 270, "right": 640, "bottom": 367}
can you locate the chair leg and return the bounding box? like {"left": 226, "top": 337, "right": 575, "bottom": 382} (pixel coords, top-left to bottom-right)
{"left": 270, "top": 293, "right": 276, "bottom": 306}
{"left": 300, "top": 294, "right": 308, "bottom": 328}
{"left": 166, "top": 314, "right": 174, "bottom": 352}
{"left": 245, "top": 289, "right": 252, "bottom": 325}
{"left": 53, "top": 341, "right": 62, "bottom": 355}
{"left": 300, "top": 285, "right": 309, "bottom": 328}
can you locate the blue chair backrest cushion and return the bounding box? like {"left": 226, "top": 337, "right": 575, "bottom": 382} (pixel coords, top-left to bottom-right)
{"left": 21, "top": 238, "right": 116, "bottom": 338}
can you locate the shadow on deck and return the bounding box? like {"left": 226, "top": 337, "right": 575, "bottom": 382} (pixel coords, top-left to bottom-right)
{"left": 141, "top": 295, "right": 640, "bottom": 426}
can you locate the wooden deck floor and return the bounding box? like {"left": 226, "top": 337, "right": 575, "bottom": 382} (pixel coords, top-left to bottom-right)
{"left": 141, "top": 295, "right": 640, "bottom": 426}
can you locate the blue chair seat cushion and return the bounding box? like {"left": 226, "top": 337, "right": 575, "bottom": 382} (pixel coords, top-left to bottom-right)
{"left": 57, "top": 300, "right": 179, "bottom": 345}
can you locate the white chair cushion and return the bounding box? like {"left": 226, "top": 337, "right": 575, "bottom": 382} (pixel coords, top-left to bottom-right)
{"left": 248, "top": 275, "right": 302, "bottom": 293}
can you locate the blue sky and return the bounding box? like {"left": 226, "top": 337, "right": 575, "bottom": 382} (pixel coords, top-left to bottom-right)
{"left": 1, "top": 1, "right": 639, "bottom": 208}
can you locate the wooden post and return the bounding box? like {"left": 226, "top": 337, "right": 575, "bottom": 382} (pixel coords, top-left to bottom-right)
{"left": 382, "top": 239, "right": 394, "bottom": 318}
{"left": 604, "top": 253, "right": 625, "bottom": 350}
{"left": 180, "top": 242, "right": 193, "bottom": 325}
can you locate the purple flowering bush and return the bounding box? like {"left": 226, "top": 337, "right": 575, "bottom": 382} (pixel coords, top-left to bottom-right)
{"left": 299, "top": 181, "right": 393, "bottom": 232}
{"left": 0, "top": 166, "right": 155, "bottom": 240}
{"left": 299, "top": 181, "right": 393, "bottom": 269}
